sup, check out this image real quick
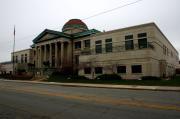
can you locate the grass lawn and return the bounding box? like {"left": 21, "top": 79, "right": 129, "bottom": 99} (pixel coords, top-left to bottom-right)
{"left": 47, "top": 75, "right": 180, "bottom": 87}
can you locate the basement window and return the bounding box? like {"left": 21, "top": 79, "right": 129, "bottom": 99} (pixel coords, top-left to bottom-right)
{"left": 117, "top": 66, "right": 126, "bottom": 73}
{"left": 95, "top": 67, "right": 103, "bottom": 74}
{"left": 84, "top": 67, "right": 91, "bottom": 74}
{"left": 131, "top": 65, "right": 142, "bottom": 73}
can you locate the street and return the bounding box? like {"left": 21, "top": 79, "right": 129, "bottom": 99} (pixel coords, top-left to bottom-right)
{"left": 0, "top": 79, "right": 180, "bottom": 119}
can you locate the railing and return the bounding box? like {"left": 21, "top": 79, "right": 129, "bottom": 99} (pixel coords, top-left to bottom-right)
{"left": 81, "top": 42, "right": 154, "bottom": 55}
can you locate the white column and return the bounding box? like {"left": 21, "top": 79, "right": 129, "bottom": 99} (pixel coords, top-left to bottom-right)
{"left": 61, "top": 42, "right": 64, "bottom": 67}
{"left": 40, "top": 46, "right": 42, "bottom": 68}
{"left": 67, "top": 42, "right": 71, "bottom": 65}
{"left": 44, "top": 45, "right": 46, "bottom": 62}
{"left": 38, "top": 48, "right": 40, "bottom": 68}
{"left": 49, "top": 43, "right": 52, "bottom": 67}
{"left": 36, "top": 46, "right": 38, "bottom": 68}
{"left": 55, "top": 42, "right": 58, "bottom": 68}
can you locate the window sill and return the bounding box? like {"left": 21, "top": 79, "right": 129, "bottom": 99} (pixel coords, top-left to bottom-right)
{"left": 117, "top": 73, "right": 126, "bottom": 75}
{"left": 132, "top": 73, "right": 142, "bottom": 75}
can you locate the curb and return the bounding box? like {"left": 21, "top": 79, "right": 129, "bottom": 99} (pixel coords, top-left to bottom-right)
{"left": 1, "top": 79, "right": 180, "bottom": 92}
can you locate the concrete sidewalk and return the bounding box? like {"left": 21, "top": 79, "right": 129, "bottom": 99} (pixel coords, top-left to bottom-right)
{"left": 1, "top": 79, "right": 180, "bottom": 92}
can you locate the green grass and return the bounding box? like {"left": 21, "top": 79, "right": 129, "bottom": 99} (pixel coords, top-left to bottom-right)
{"left": 47, "top": 74, "right": 180, "bottom": 86}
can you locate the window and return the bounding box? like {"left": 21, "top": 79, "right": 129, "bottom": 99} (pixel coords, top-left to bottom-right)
{"left": 84, "top": 67, "right": 91, "bottom": 74}
{"left": 167, "top": 48, "right": 169, "bottom": 56}
{"left": 138, "top": 33, "right": 147, "bottom": 49}
{"left": 163, "top": 45, "right": 166, "bottom": 55}
{"left": 95, "top": 67, "right": 103, "bottom": 74}
{"left": 125, "top": 35, "right": 134, "bottom": 50}
{"left": 95, "top": 40, "right": 102, "bottom": 53}
{"left": 75, "top": 41, "right": 81, "bottom": 49}
{"left": 171, "top": 51, "right": 173, "bottom": 57}
{"left": 84, "top": 40, "right": 90, "bottom": 48}
{"left": 21, "top": 54, "right": 24, "bottom": 63}
{"left": 25, "top": 54, "right": 27, "bottom": 63}
{"left": 105, "top": 38, "right": 112, "bottom": 52}
{"left": 117, "top": 66, "right": 126, "bottom": 73}
{"left": 138, "top": 33, "right": 147, "bottom": 38}
{"left": 131, "top": 65, "right": 142, "bottom": 73}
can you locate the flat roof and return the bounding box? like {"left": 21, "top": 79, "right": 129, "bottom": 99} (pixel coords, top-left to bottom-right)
{"left": 94, "top": 22, "right": 178, "bottom": 54}
{"left": 11, "top": 48, "right": 32, "bottom": 54}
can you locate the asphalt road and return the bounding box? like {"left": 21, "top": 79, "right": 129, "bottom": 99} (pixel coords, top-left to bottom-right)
{"left": 0, "top": 79, "right": 180, "bottom": 119}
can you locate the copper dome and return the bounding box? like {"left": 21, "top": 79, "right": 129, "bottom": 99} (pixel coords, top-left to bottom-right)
{"left": 62, "top": 19, "right": 88, "bottom": 32}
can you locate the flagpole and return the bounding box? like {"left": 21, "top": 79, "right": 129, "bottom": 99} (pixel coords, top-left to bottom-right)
{"left": 12, "top": 26, "right": 15, "bottom": 76}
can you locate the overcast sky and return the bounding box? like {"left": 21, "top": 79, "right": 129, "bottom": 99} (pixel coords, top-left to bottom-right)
{"left": 0, "top": 0, "right": 180, "bottom": 62}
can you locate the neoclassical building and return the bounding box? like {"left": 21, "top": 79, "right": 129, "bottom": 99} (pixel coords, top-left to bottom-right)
{"left": 31, "top": 19, "right": 100, "bottom": 75}
{"left": 19, "top": 19, "right": 179, "bottom": 79}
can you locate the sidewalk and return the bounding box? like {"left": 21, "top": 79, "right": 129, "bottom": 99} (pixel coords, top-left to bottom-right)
{"left": 2, "top": 79, "right": 180, "bottom": 92}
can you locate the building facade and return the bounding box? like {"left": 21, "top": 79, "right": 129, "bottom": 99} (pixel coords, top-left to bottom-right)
{"left": 11, "top": 49, "right": 34, "bottom": 73}
{"left": 0, "top": 61, "right": 13, "bottom": 74}
{"left": 26, "top": 19, "right": 179, "bottom": 79}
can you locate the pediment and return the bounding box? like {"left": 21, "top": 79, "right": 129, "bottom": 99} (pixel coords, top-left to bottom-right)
{"left": 33, "top": 29, "right": 71, "bottom": 43}
{"left": 38, "top": 33, "right": 58, "bottom": 42}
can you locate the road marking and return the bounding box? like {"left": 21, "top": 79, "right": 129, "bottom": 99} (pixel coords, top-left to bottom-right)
{"left": 1, "top": 86, "right": 180, "bottom": 112}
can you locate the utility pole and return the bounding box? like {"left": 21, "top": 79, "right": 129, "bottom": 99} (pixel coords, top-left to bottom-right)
{"left": 12, "top": 26, "right": 16, "bottom": 76}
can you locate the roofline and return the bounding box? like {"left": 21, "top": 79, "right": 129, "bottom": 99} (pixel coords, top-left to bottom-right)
{"left": 33, "top": 29, "right": 71, "bottom": 43}
{"left": 0, "top": 61, "right": 12, "bottom": 64}
{"left": 94, "top": 22, "right": 156, "bottom": 35}
{"left": 152, "top": 23, "right": 178, "bottom": 54}
{"left": 11, "top": 48, "right": 32, "bottom": 54}
{"left": 93, "top": 22, "right": 178, "bottom": 54}
{"left": 72, "top": 29, "right": 101, "bottom": 39}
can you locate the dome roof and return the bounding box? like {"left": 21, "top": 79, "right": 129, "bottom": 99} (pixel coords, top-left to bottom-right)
{"left": 62, "top": 19, "right": 88, "bottom": 33}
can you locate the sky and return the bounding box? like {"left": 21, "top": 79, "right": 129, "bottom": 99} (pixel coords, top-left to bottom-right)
{"left": 0, "top": 0, "right": 180, "bottom": 62}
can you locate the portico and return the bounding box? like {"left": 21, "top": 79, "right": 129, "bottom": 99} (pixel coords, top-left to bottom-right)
{"left": 35, "top": 40, "right": 72, "bottom": 69}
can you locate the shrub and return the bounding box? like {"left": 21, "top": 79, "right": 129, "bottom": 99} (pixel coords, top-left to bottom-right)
{"left": 70, "top": 75, "right": 89, "bottom": 80}
{"left": 141, "top": 76, "right": 161, "bottom": 80}
{"left": 49, "top": 71, "right": 68, "bottom": 80}
{"left": 51, "top": 71, "right": 63, "bottom": 75}
{"left": 95, "top": 74, "right": 122, "bottom": 80}
{"left": 49, "top": 72, "right": 89, "bottom": 80}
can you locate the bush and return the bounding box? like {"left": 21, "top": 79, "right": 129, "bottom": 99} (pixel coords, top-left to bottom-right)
{"left": 70, "top": 75, "right": 89, "bottom": 80}
{"left": 141, "top": 76, "right": 161, "bottom": 80}
{"left": 49, "top": 71, "right": 68, "bottom": 80}
{"left": 49, "top": 72, "right": 89, "bottom": 81}
{"left": 51, "top": 71, "right": 63, "bottom": 75}
{"left": 95, "top": 74, "right": 122, "bottom": 80}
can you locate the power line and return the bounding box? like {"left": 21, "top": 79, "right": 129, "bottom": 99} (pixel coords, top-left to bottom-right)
{"left": 82, "top": 0, "right": 143, "bottom": 20}
{"left": 8, "top": 0, "right": 144, "bottom": 43}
